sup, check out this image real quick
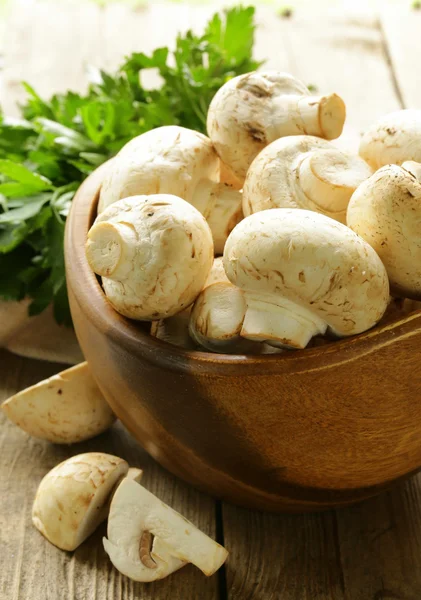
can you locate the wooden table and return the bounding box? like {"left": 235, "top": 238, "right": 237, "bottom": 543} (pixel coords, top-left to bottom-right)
{"left": 1, "top": 1, "right": 421, "bottom": 598}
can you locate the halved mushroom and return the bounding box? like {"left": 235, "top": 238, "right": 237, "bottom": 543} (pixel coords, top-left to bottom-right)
{"left": 243, "top": 136, "right": 373, "bottom": 224}
{"left": 223, "top": 209, "right": 389, "bottom": 349}
{"left": 1, "top": 362, "right": 115, "bottom": 444}
{"left": 359, "top": 109, "right": 421, "bottom": 169}
{"left": 32, "top": 453, "right": 129, "bottom": 551}
{"left": 207, "top": 71, "right": 346, "bottom": 180}
{"left": 86, "top": 194, "right": 214, "bottom": 320}
{"left": 98, "top": 126, "right": 243, "bottom": 254}
{"left": 347, "top": 162, "right": 421, "bottom": 299}
{"left": 103, "top": 478, "right": 228, "bottom": 582}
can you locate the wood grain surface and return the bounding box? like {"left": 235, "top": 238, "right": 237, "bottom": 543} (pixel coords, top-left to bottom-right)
{"left": 1, "top": 1, "right": 421, "bottom": 599}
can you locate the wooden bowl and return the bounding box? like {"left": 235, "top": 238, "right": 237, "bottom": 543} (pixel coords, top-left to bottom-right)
{"left": 65, "top": 163, "right": 421, "bottom": 512}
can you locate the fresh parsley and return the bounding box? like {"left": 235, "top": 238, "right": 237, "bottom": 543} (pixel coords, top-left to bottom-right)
{"left": 0, "top": 5, "right": 261, "bottom": 326}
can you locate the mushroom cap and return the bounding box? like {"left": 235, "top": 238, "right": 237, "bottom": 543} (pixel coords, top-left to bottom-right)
{"left": 32, "top": 453, "right": 129, "bottom": 551}
{"left": 359, "top": 109, "right": 421, "bottom": 169}
{"left": 150, "top": 308, "right": 196, "bottom": 350}
{"left": 243, "top": 135, "right": 373, "bottom": 223}
{"left": 98, "top": 125, "right": 219, "bottom": 213}
{"left": 207, "top": 71, "right": 345, "bottom": 179}
{"left": 103, "top": 478, "right": 228, "bottom": 581}
{"left": 1, "top": 362, "right": 115, "bottom": 444}
{"left": 86, "top": 194, "right": 214, "bottom": 320}
{"left": 189, "top": 282, "right": 259, "bottom": 353}
{"left": 347, "top": 163, "right": 421, "bottom": 299}
{"left": 223, "top": 209, "right": 389, "bottom": 337}
{"left": 204, "top": 257, "right": 230, "bottom": 288}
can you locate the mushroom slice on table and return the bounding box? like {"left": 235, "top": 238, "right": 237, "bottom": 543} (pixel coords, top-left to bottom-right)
{"left": 207, "top": 71, "right": 346, "bottom": 180}
{"left": 347, "top": 162, "right": 421, "bottom": 299}
{"left": 98, "top": 126, "right": 243, "bottom": 254}
{"left": 32, "top": 453, "right": 129, "bottom": 551}
{"left": 243, "top": 135, "right": 373, "bottom": 224}
{"left": 1, "top": 362, "right": 115, "bottom": 444}
{"left": 86, "top": 194, "right": 214, "bottom": 321}
{"left": 223, "top": 209, "right": 389, "bottom": 349}
{"left": 103, "top": 478, "right": 228, "bottom": 582}
{"left": 359, "top": 109, "right": 421, "bottom": 169}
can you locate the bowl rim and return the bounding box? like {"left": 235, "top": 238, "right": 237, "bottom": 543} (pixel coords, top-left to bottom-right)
{"left": 65, "top": 162, "right": 421, "bottom": 376}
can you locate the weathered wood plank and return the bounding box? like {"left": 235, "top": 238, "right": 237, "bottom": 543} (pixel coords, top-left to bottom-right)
{"left": 380, "top": 5, "right": 421, "bottom": 108}
{"left": 0, "top": 0, "right": 103, "bottom": 116}
{"left": 335, "top": 479, "right": 421, "bottom": 600}
{"left": 0, "top": 350, "right": 219, "bottom": 600}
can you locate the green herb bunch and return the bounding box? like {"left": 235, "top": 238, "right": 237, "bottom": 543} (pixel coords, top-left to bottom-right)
{"left": 0, "top": 6, "right": 260, "bottom": 326}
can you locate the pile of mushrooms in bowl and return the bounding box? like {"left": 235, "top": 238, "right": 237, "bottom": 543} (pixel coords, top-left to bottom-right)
{"left": 85, "top": 71, "right": 421, "bottom": 354}
{"left": 61, "top": 70, "right": 421, "bottom": 515}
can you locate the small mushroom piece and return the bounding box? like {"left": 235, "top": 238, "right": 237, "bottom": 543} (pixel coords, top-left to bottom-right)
{"left": 223, "top": 209, "right": 389, "bottom": 349}
{"left": 86, "top": 194, "right": 214, "bottom": 320}
{"left": 347, "top": 162, "right": 421, "bottom": 299}
{"left": 98, "top": 126, "right": 243, "bottom": 254}
{"left": 103, "top": 478, "right": 228, "bottom": 582}
{"left": 207, "top": 71, "right": 346, "bottom": 180}
{"left": 359, "top": 109, "right": 421, "bottom": 169}
{"left": 189, "top": 282, "right": 261, "bottom": 353}
{"left": 1, "top": 362, "right": 115, "bottom": 444}
{"left": 32, "top": 453, "right": 129, "bottom": 551}
{"left": 243, "top": 136, "right": 373, "bottom": 224}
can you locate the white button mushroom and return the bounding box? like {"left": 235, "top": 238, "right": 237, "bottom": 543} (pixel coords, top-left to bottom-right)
{"left": 359, "top": 109, "right": 421, "bottom": 169}
{"left": 207, "top": 71, "right": 346, "bottom": 180}
{"left": 189, "top": 282, "right": 260, "bottom": 353}
{"left": 1, "top": 362, "right": 115, "bottom": 444}
{"left": 86, "top": 194, "right": 214, "bottom": 321}
{"left": 347, "top": 162, "right": 421, "bottom": 299}
{"left": 103, "top": 478, "right": 228, "bottom": 582}
{"left": 150, "top": 258, "right": 230, "bottom": 349}
{"left": 204, "top": 256, "right": 230, "bottom": 288}
{"left": 243, "top": 136, "right": 373, "bottom": 224}
{"left": 223, "top": 209, "right": 389, "bottom": 349}
{"left": 32, "top": 453, "right": 129, "bottom": 551}
{"left": 98, "top": 126, "right": 243, "bottom": 254}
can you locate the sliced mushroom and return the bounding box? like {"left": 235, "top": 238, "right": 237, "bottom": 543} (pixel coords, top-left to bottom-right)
{"left": 243, "top": 136, "right": 373, "bottom": 224}
{"left": 32, "top": 453, "right": 129, "bottom": 551}
{"left": 359, "top": 109, "right": 421, "bottom": 169}
{"left": 98, "top": 126, "right": 243, "bottom": 254}
{"left": 223, "top": 209, "right": 389, "bottom": 349}
{"left": 347, "top": 162, "right": 421, "bottom": 299}
{"left": 189, "top": 282, "right": 261, "bottom": 353}
{"left": 86, "top": 194, "right": 214, "bottom": 320}
{"left": 103, "top": 478, "right": 228, "bottom": 582}
{"left": 207, "top": 71, "right": 346, "bottom": 180}
{"left": 1, "top": 362, "right": 115, "bottom": 444}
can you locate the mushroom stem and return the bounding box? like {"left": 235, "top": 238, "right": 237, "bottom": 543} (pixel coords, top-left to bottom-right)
{"left": 241, "top": 293, "right": 327, "bottom": 349}
{"left": 86, "top": 221, "right": 137, "bottom": 279}
{"left": 293, "top": 94, "right": 346, "bottom": 140}
{"left": 402, "top": 160, "right": 421, "bottom": 181}
{"left": 192, "top": 181, "right": 243, "bottom": 254}
{"left": 297, "top": 149, "right": 373, "bottom": 221}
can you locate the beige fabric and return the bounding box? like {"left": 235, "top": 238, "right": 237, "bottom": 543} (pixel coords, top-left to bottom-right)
{"left": 0, "top": 300, "right": 83, "bottom": 365}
